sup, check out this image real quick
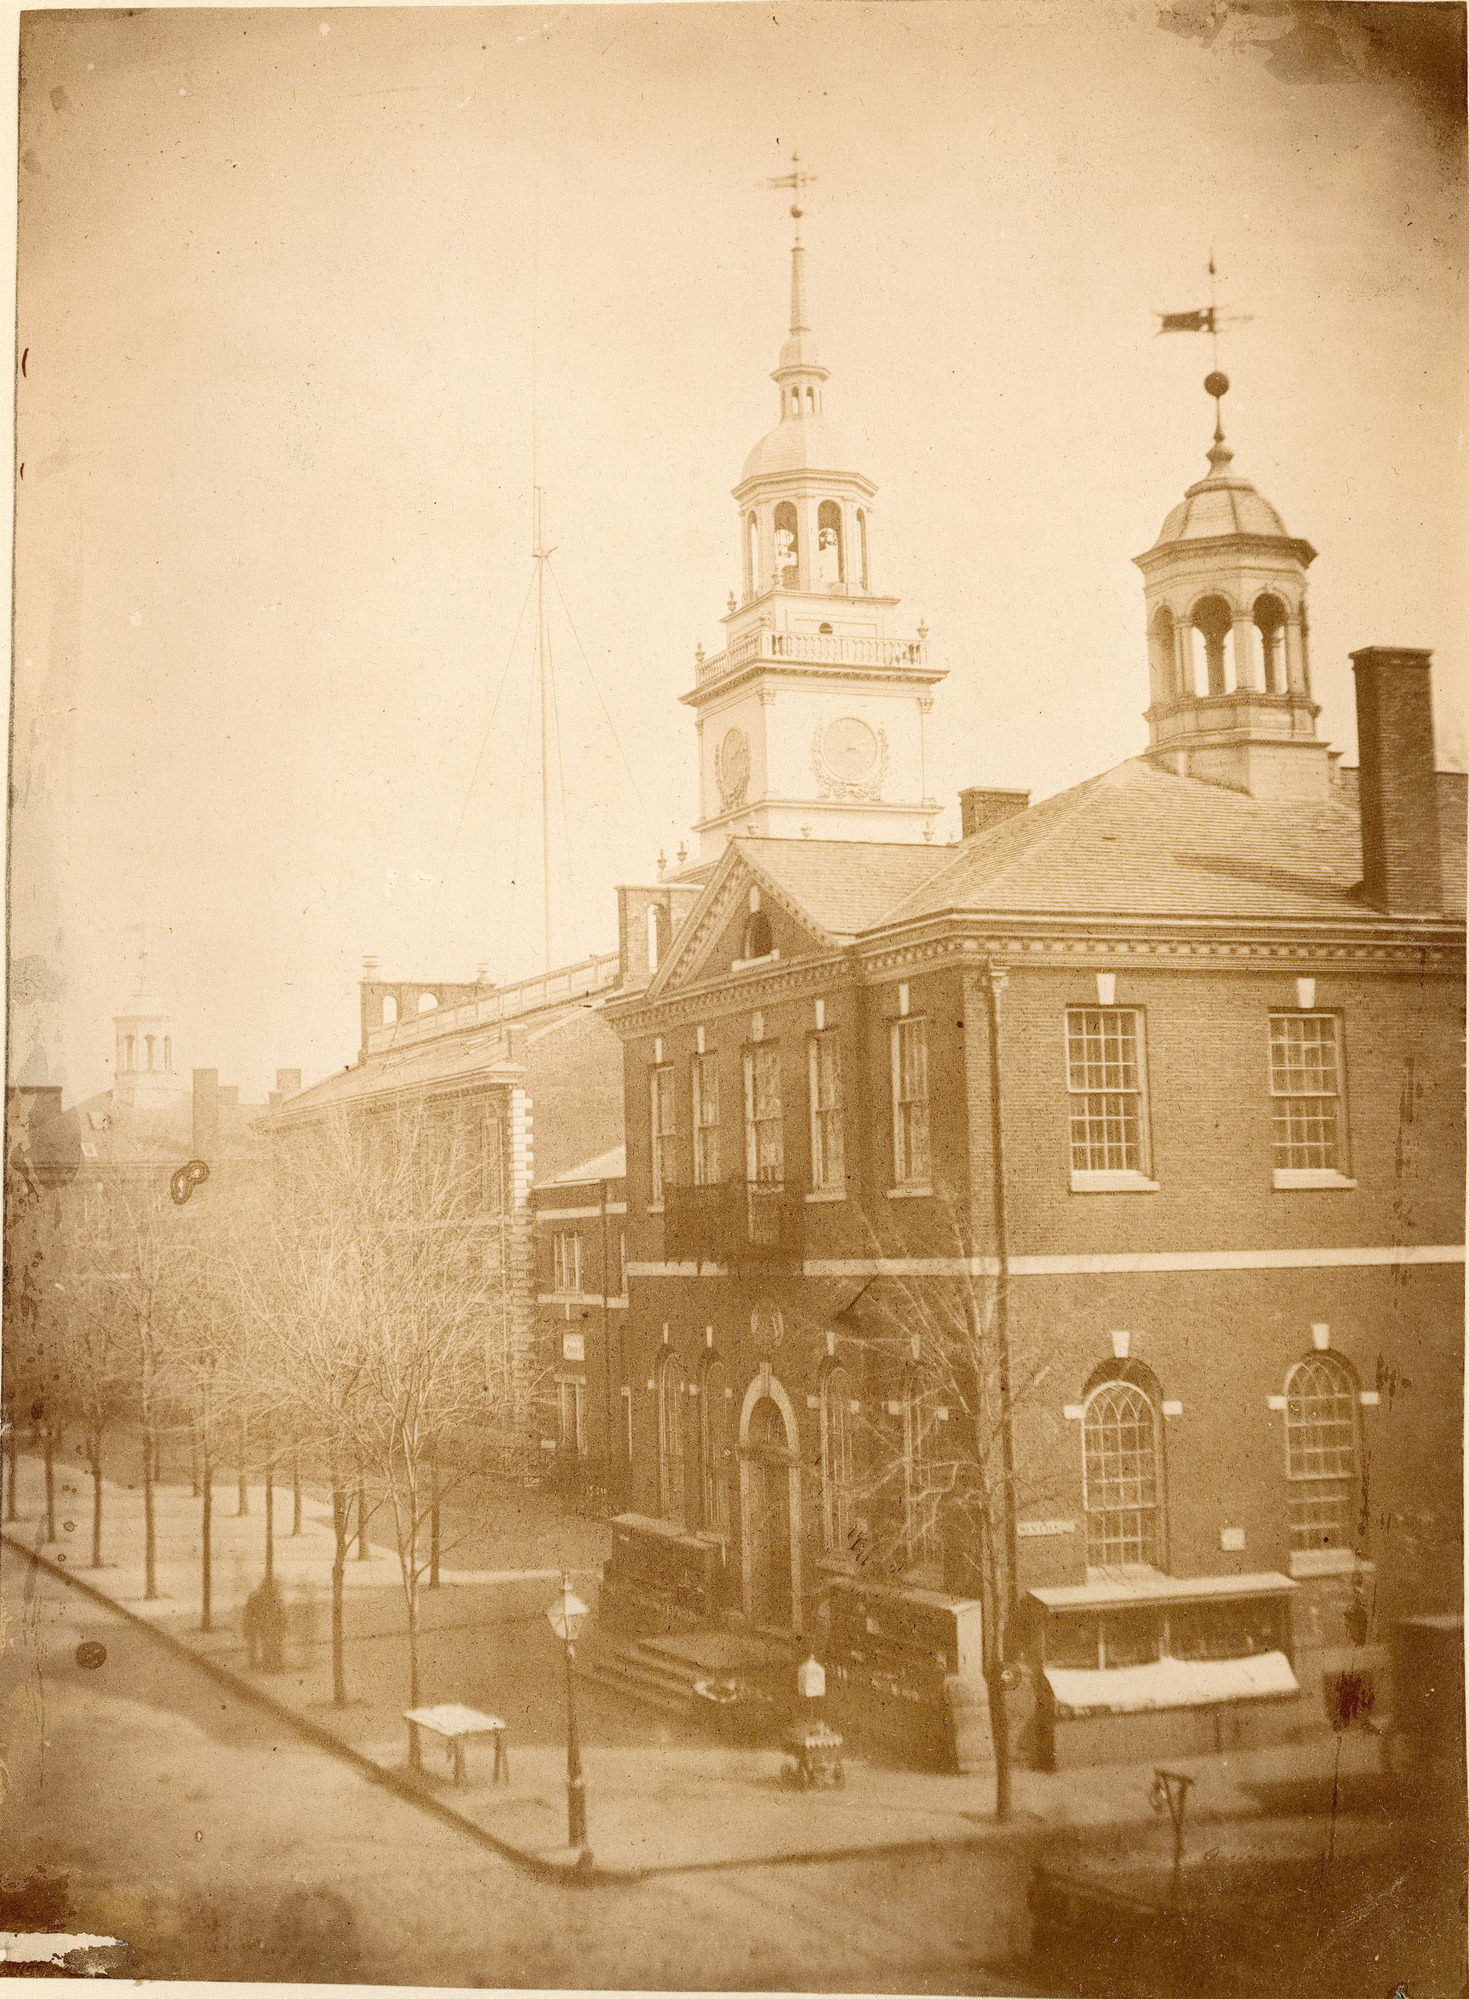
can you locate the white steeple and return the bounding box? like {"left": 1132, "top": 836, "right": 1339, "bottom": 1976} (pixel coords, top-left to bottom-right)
{"left": 683, "top": 173, "right": 946, "bottom": 860}
{"left": 112, "top": 925, "right": 183, "bottom": 1110}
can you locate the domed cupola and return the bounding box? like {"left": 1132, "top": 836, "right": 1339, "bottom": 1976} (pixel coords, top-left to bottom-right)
{"left": 1134, "top": 372, "right": 1329, "bottom": 801}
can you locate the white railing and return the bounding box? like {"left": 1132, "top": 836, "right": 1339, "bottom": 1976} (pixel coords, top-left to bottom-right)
{"left": 367, "top": 951, "right": 621, "bottom": 1055}
{"left": 694, "top": 629, "right": 928, "bottom": 685}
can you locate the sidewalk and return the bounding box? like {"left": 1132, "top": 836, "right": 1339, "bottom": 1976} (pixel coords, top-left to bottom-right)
{"left": 0, "top": 1450, "right": 1401, "bottom": 1885}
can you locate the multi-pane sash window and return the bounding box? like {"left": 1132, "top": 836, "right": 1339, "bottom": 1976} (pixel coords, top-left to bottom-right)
{"left": 649, "top": 1063, "right": 676, "bottom": 1203}
{"left": 1082, "top": 1381, "right": 1162, "bottom": 1569}
{"left": 1066, "top": 1008, "right": 1147, "bottom": 1175}
{"left": 820, "top": 1365, "right": 857, "bottom": 1558}
{"left": 902, "top": 1376, "right": 943, "bottom": 1573}
{"left": 658, "top": 1352, "right": 686, "bottom": 1523}
{"left": 891, "top": 1018, "right": 932, "bottom": 1187}
{"left": 557, "top": 1377, "right": 585, "bottom": 1456}
{"left": 700, "top": 1359, "right": 732, "bottom": 1538}
{"left": 808, "top": 1030, "right": 846, "bottom": 1193}
{"left": 552, "top": 1230, "right": 582, "bottom": 1293}
{"left": 692, "top": 1054, "right": 720, "bottom": 1186}
{"left": 1285, "top": 1355, "right": 1358, "bottom": 1555}
{"left": 743, "top": 1045, "right": 784, "bottom": 1184}
{"left": 1269, "top": 1014, "right": 1344, "bottom": 1172}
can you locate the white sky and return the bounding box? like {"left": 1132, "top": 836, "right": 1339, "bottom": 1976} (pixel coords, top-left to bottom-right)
{"left": 11, "top": 1, "right": 1465, "bottom": 1103}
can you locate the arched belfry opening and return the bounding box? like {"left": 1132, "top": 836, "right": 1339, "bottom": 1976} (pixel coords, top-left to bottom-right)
{"left": 1255, "top": 593, "right": 1287, "bottom": 693}
{"left": 817, "top": 500, "right": 844, "bottom": 587}
{"left": 1148, "top": 604, "right": 1177, "bottom": 708}
{"left": 773, "top": 501, "right": 799, "bottom": 588}
{"left": 1190, "top": 594, "right": 1234, "bottom": 696}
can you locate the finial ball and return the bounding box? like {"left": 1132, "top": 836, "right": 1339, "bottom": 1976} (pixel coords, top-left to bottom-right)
{"left": 790, "top": 203, "right": 803, "bottom": 221}
{"left": 1204, "top": 370, "right": 1230, "bottom": 400}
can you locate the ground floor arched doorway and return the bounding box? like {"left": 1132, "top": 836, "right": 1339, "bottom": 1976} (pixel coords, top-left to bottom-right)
{"left": 738, "top": 1375, "right": 803, "bottom": 1631}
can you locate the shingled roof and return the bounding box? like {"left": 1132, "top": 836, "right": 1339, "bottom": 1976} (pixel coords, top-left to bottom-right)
{"left": 730, "top": 836, "right": 956, "bottom": 941}
{"left": 858, "top": 757, "right": 1469, "bottom": 932}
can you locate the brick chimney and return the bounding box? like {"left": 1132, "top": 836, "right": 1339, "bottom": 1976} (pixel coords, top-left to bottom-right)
{"left": 192, "top": 1069, "right": 220, "bottom": 1159}
{"left": 960, "top": 787, "right": 1031, "bottom": 839}
{"left": 275, "top": 1067, "right": 302, "bottom": 1100}
{"left": 1350, "top": 647, "right": 1443, "bottom": 914}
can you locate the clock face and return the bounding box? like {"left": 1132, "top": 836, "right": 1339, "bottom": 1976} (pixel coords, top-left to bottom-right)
{"left": 717, "top": 727, "right": 751, "bottom": 806}
{"left": 820, "top": 716, "right": 879, "bottom": 780}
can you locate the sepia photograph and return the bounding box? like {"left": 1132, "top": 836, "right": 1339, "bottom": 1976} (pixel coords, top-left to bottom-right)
{"left": 2, "top": 1, "right": 1465, "bottom": 1991}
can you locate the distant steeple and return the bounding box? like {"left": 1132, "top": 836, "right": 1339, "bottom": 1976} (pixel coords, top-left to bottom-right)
{"left": 113, "top": 922, "right": 183, "bottom": 1110}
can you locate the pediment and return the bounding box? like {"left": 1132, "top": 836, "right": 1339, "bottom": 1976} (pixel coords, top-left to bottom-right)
{"left": 646, "top": 847, "right": 838, "bottom": 1000}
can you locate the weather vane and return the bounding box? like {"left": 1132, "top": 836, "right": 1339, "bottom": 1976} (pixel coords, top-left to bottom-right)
{"left": 762, "top": 152, "right": 817, "bottom": 232}
{"left": 1156, "top": 251, "right": 1253, "bottom": 441}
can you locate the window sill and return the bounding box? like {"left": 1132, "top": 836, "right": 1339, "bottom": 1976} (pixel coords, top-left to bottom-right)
{"left": 1288, "top": 1549, "right": 1373, "bottom": 1579}
{"left": 731, "top": 948, "right": 781, "bottom": 973}
{"left": 1273, "top": 1169, "right": 1357, "bottom": 1190}
{"left": 647, "top": 1201, "right": 665, "bottom": 1214}
{"left": 886, "top": 1183, "right": 934, "bottom": 1200}
{"left": 805, "top": 1187, "right": 847, "bottom": 1204}
{"left": 1070, "top": 1170, "right": 1160, "bottom": 1194}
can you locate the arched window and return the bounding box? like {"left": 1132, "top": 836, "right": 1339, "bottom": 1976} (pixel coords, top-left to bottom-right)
{"left": 740, "top": 911, "right": 773, "bottom": 961}
{"left": 806, "top": 386, "right": 816, "bottom": 413}
{"left": 163, "top": 1036, "right": 172, "bottom": 1071}
{"left": 901, "top": 1370, "right": 943, "bottom": 1575}
{"left": 774, "top": 502, "right": 799, "bottom": 588}
{"left": 658, "top": 1351, "right": 686, "bottom": 1525}
{"left": 1255, "top": 594, "right": 1288, "bottom": 694}
{"left": 1190, "top": 596, "right": 1233, "bottom": 697}
{"left": 820, "top": 1363, "right": 858, "bottom": 1558}
{"left": 700, "top": 1358, "right": 731, "bottom": 1538}
{"left": 1148, "top": 605, "right": 1177, "bottom": 706}
{"left": 418, "top": 991, "right": 438, "bottom": 1015}
{"left": 1285, "top": 1354, "right": 1360, "bottom": 1558}
{"left": 745, "top": 512, "right": 759, "bottom": 598}
{"left": 145, "top": 1034, "right": 156, "bottom": 1071}
{"left": 817, "top": 500, "right": 844, "bottom": 586}
{"left": 856, "top": 509, "right": 870, "bottom": 590}
{"left": 381, "top": 994, "right": 398, "bottom": 1027}
{"left": 1083, "top": 1379, "right": 1162, "bottom": 1569}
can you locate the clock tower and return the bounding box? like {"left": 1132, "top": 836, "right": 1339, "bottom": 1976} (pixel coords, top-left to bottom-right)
{"left": 684, "top": 195, "right": 947, "bottom": 860}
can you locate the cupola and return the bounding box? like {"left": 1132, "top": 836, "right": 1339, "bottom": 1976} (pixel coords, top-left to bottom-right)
{"left": 1134, "top": 372, "right": 1329, "bottom": 801}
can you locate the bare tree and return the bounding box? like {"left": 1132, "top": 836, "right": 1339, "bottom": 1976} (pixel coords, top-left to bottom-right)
{"left": 254, "top": 1097, "right": 515, "bottom": 1729}
{"left": 811, "top": 1194, "right": 1059, "bottom": 1822}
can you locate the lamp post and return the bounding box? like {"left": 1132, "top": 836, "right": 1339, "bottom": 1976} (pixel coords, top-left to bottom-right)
{"left": 545, "top": 1574, "right": 590, "bottom": 1857}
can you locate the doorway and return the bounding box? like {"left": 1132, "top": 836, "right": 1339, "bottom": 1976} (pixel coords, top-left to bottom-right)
{"left": 738, "top": 1380, "right": 802, "bottom": 1631}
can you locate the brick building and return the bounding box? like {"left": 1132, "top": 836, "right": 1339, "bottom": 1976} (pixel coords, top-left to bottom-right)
{"left": 597, "top": 249, "right": 1465, "bottom": 1768}
{"left": 531, "top": 1146, "right": 628, "bottom": 1507}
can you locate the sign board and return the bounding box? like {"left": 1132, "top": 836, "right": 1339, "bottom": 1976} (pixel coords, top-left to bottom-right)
{"left": 562, "top": 1332, "right": 586, "bottom": 1362}
{"left": 797, "top": 1656, "right": 826, "bottom": 1700}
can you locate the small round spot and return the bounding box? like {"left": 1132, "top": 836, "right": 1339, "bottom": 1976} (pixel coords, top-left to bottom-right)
{"left": 63, "top": 1520, "right": 75, "bottom": 1533}
{"left": 76, "top": 1640, "right": 106, "bottom": 1669}
{"left": 56, "top": 1551, "right": 67, "bottom": 1564}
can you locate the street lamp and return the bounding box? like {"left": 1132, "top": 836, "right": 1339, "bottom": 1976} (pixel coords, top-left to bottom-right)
{"left": 545, "top": 1573, "right": 590, "bottom": 1857}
